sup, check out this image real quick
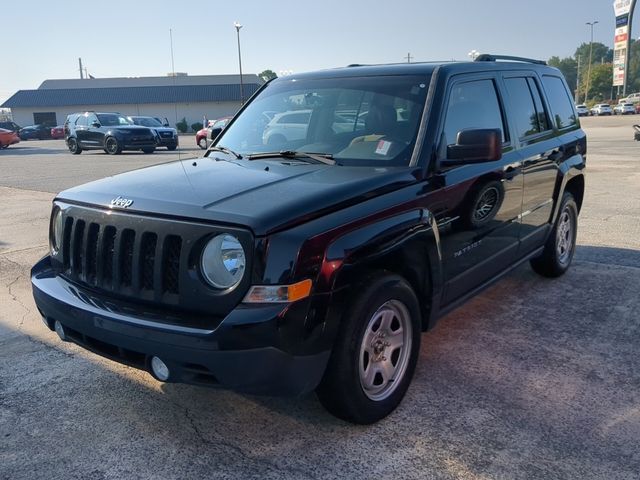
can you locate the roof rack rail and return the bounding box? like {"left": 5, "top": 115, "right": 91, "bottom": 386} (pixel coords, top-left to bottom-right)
{"left": 474, "top": 54, "right": 546, "bottom": 65}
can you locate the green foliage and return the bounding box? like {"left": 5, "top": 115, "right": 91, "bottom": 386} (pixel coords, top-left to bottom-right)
{"left": 549, "top": 56, "right": 578, "bottom": 95}
{"left": 584, "top": 63, "right": 614, "bottom": 101}
{"left": 191, "top": 122, "right": 203, "bottom": 132}
{"left": 175, "top": 117, "right": 188, "bottom": 133}
{"left": 575, "top": 42, "right": 613, "bottom": 65}
{"left": 259, "top": 69, "right": 278, "bottom": 81}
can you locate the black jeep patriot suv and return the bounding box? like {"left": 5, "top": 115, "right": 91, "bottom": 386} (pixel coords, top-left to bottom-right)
{"left": 32, "top": 55, "right": 586, "bottom": 424}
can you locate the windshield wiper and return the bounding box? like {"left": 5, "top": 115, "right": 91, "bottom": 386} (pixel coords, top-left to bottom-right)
{"left": 206, "top": 145, "right": 243, "bottom": 159}
{"left": 247, "top": 150, "right": 335, "bottom": 165}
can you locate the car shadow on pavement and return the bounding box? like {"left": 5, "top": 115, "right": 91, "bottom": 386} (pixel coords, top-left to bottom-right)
{"left": 0, "top": 145, "right": 64, "bottom": 155}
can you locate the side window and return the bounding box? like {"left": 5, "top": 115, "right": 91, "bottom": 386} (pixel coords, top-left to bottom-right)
{"left": 75, "top": 115, "right": 88, "bottom": 127}
{"left": 86, "top": 114, "right": 98, "bottom": 126}
{"left": 504, "top": 77, "right": 551, "bottom": 138}
{"left": 443, "top": 79, "right": 506, "bottom": 146}
{"left": 541, "top": 75, "right": 577, "bottom": 129}
{"left": 527, "top": 78, "right": 550, "bottom": 132}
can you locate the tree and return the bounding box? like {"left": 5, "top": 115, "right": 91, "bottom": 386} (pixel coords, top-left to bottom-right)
{"left": 582, "top": 63, "right": 613, "bottom": 102}
{"left": 627, "top": 39, "right": 640, "bottom": 93}
{"left": 575, "top": 42, "right": 613, "bottom": 65}
{"left": 259, "top": 69, "right": 277, "bottom": 82}
{"left": 548, "top": 56, "right": 578, "bottom": 95}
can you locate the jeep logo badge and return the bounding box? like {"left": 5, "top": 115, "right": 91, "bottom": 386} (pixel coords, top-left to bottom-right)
{"left": 110, "top": 196, "right": 134, "bottom": 208}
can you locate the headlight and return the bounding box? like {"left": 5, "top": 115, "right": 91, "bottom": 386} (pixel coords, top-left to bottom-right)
{"left": 50, "top": 206, "right": 63, "bottom": 255}
{"left": 200, "top": 234, "right": 246, "bottom": 289}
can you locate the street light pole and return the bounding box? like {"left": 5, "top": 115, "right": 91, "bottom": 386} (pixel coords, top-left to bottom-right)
{"left": 584, "top": 20, "right": 599, "bottom": 103}
{"left": 234, "top": 22, "right": 244, "bottom": 105}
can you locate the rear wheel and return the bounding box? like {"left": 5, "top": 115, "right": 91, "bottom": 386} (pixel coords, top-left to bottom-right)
{"left": 317, "top": 273, "right": 421, "bottom": 424}
{"left": 104, "top": 136, "right": 122, "bottom": 155}
{"left": 142, "top": 147, "right": 155, "bottom": 154}
{"left": 530, "top": 192, "right": 578, "bottom": 277}
{"left": 167, "top": 145, "right": 177, "bottom": 151}
{"left": 67, "top": 137, "right": 82, "bottom": 155}
{"left": 198, "top": 137, "right": 207, "bottom": 149}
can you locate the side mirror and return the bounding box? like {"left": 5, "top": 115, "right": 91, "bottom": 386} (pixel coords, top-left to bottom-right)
{"left": 444, "top": 128, "right": 502, "bottom": 165}
{"left": 91, "top": 121, "right": 101, "bottom": 128}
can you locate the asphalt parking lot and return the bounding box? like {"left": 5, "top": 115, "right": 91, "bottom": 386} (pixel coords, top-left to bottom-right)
{"left": 1, "top": 117, "right": 639, "bottom": 479}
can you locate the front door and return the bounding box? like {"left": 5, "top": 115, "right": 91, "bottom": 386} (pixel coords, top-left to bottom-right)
{"left": 433, "top": 75, "right": 524, "bottom": 305}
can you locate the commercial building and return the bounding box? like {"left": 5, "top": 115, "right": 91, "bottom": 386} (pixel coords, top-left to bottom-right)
{"left": 1, "top": 74, "right": 263, "bottom": 129}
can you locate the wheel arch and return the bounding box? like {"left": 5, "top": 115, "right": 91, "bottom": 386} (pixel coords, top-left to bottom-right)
{"left": 323, "top": 210, "right": 442, "bottom": 332}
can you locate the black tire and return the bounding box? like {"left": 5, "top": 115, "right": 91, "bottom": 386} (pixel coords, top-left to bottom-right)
{"left": 167, "top": 145, "right": 177, "bottom": 151}
{"left": 104, "top": 136, "right": 122, "bottom": 155}
{"left": 142, "top": 147, "right": 155, "bottom": 154}
{"left": 530, "top": 192, "right": 578, "bottom": 278}
{"left": 316, "top": 273, "right": 421, "bottom": 424}
{"left": 67, "top": 137, "right": 82, "bottom": 155}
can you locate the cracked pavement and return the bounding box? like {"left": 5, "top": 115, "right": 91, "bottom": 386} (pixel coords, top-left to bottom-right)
{"left": 1, "top": 117, "right": 640, "bottom": 479}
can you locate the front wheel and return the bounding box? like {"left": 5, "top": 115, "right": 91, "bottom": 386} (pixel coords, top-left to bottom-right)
{"left": 167, "top": 145, "right": 177, "bottom": 151}
{"left": 142, "top": 147, "right": 155, "bottom": 154}
{"left": 530, "top": 192, "right": 578, "bottom": 277}
{"left": 316, "top": 273, "right": 421, "bottom": 424}
{"left": 197, "top": 137, "right": 207, "bottom": 149}
{"left": 67, "top": 137, "right": 82, "bottom": 154}
{"left": 104, "top": 136, "right": 122, "bottom": 155}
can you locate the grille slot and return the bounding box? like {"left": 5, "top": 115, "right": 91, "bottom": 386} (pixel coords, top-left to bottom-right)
{"left": 120, "top": 229, "right": 135, "bottom": 288}
{"left": 72, "top": 220, "right": 85, "bottom": 276}
{"left": 103, "top": 226, "right": 116, "bottom": 286}
{"left": 86, "top": 223, "right": 100, "bottom": 285}
{"left": 162, "top": 236, "right": 182, "bottom": 295}
{"left": 140, "top": 232, "right": 157, "bottom": 291}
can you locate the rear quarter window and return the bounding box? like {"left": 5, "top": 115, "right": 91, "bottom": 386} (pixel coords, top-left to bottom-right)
{"left": 541, "top": 75, "right": 577, "bottom": 129}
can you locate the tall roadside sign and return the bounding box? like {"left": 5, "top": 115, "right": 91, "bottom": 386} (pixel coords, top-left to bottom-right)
{"left": 613, "top": 0, "right": 636, "bottom": 96}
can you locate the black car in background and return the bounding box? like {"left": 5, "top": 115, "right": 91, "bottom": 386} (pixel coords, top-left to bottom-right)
{"left": 64, "top": 112, "right": 157, "bottom": 155}
{"left": 127, "top": 116, "right": 178, "bottom": 150}
{"left": 0, "top": 121, "right": 21, "bottom": 132}
{"left": 19, "top": 124, "right": 52, "bottom": 140}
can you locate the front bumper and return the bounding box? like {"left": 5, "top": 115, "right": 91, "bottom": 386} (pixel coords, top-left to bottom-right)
{"left": 31, "top": 256, "right": 329, "bottom": 396}
{"left": 157, "top": 137, "right": 178, "bottom": 148}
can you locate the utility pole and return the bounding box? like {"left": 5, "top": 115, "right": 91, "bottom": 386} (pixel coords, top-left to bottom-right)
{"left": 576, "top": 54, "right": 581, "bottom": 103}
{"left": 405, "top": 52, "right": 413, "bottom": 63}
{"left": 78, "top": 58, "right": 84, "bottom": 79}
{"left": 234, "top": 22, "right": 244, "bottom": 104}
{"left": 585, "top": 20, "right": 599, "bottom": 103}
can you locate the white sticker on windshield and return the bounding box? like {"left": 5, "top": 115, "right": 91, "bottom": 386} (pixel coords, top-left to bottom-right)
{"left": 375, "top": 140, "right": 392, "bottom": 155}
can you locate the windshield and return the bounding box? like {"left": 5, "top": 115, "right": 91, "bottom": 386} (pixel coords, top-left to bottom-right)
{"left": 130, "top": 116, "right": 162, "bottom": 127}
{"left": 97, "top": 114, "right": 133, "bottom": 126}
{"left": 215, "top": 75, "right": 429, "bottom": 166}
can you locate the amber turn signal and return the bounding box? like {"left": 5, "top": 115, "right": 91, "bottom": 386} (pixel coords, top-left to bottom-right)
{"left": 243, "top": 279, "right": 313, "bottom": 303}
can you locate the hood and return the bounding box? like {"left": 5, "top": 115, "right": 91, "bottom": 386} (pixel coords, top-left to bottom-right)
{"left": 58, "top": 157, "right": 419, "bottom": 235}
{"left": 111, "top": 125, "right": 153, "bottom": 134}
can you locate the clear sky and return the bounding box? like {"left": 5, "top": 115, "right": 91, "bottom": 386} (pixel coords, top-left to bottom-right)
{"left": 0, "top": 0, "right": 631, "bottom": 104}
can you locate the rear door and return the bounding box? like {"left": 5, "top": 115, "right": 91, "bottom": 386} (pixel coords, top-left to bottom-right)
{"left": 435, "top": 74, "right": 524, "bottom": 305}
{"left": 501, "top": 73, "right": 561, "bottom": 255}
{"left": 74, "top": 114, "right": 90, "bottom": 146}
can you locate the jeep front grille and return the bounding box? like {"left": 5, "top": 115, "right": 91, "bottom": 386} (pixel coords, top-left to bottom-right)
{"left": 62, "top": 217, "right": 183, "bottom": 298}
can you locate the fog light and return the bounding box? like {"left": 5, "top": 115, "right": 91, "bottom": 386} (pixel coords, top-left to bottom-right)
{"left": 150, "top": 356, "right": 170, "bottom": 381}
{"left": 54, "top": 320, "right": 67, "bottom": 341}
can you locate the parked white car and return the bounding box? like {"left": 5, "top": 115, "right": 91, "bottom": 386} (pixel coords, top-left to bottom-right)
{"left": 590, "top": 104, "right": 613, "bottom": 116}
{"left": 262, "top": 110, "right": 311, "bottom": 145}
{"left": 621, "top": 92, "right": 640, "bottom": 104}
{"left": 614, "top": 103, "right": 636, "bottom": 115}
{"left": 575, "top": 104, "right": 590, "bottom": 117}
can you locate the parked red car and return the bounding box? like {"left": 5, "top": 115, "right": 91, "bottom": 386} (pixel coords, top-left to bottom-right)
{"left": 0, "top": 128, "right": 20, "bottom": 149}
{"left": 196, "top": 117, "right": 232, "bottom": 149}
{"left": 50, "top": 125, "right": 65, "bottom": 139}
